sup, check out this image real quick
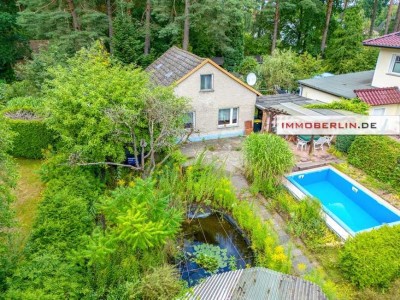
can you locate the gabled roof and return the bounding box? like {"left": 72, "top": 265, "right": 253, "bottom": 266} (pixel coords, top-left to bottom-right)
{"left": 146, "top": 46, "right": 261, "bottom": 95}
{"left": 363, "top": 32, "right": 400, "bottom": 49}
{"left": 298, "top": 70, "right": 374, "bottom": 99}
{"left": 146, "top": 46, "right": 205, "bottom": 86}
{"left": 187, "top": 267, "right": 327, "bottom": 300}
{"left": 355, "top": 87, "right": 400, "bottom": 106}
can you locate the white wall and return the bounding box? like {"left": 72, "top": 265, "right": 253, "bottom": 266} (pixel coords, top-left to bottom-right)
{"left": 300, "top": 86, "right": 341, "bottom": 103}
{"left": 174, "top": 62, "right": 257, "bottom": 140}
{"left": 369, "top": 104, "right": 400, "bottom": 116}
{"left": 372, "top": 48, "right": 400, "bottom": 88}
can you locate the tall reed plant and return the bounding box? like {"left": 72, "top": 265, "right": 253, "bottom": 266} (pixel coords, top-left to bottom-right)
{"left": 243, "top": 133, "right": 295, "bottom": 195}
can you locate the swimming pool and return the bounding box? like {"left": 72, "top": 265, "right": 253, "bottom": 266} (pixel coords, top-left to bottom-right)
{"left": 285, "top": 166, "right": 400, "bottom": 239}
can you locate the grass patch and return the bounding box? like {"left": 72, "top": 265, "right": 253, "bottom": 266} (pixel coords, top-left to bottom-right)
{"left": 12, "top": 158, "right": 44, "bottom": 246}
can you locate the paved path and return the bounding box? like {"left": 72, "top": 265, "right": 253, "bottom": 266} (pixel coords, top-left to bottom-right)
{"left": 181, "top": 138, "right": 317, "bottom": 275}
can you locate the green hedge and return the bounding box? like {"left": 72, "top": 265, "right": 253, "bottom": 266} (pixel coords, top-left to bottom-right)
{"left": 339, "top": 225, "right": 400, "bottom": 289}
{"left": 348, "top": 136, "right": 400, "bottom": 188}
{"left": 7, "top": 170, "right": 102, "bottom": 299}
{"left": 2, "top": 107, "right": 54, "bottom": 159}
{"left": 335, "top": 135, "right": 355, "bottom": 153}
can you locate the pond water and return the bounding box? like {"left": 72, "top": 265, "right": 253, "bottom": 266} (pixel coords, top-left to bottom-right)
{"left": 178, "top": 212, "right": 254, "bottom": 286}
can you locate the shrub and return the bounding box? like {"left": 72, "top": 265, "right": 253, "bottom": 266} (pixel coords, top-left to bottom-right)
{"left": 138, "top": 265, "right": 186, "bottom": 300}
{"left": 243, "top": 133, "right": 294, "bottom": 195}
{"left": 348, "top": 136, "right": 400, "bottom": 189}
{"left": 339, "top": 225, "right": 400, "bottom": 290}
{"left": 288, "top": 197, "right": 326, "bottom": 245}
{"left": 6, "top": 170, "right": 102, "bottom": 299}
{"left": 2, "top": 107, "right": 55, "bottom": 158}
{"left": 335, "top": 135, "right": 355, "bottom": 153}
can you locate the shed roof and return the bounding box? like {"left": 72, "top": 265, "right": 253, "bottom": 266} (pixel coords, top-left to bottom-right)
{"left": 355, "top": 87, "right": 400, "bottom": 106}
{"left": 146, "top": 46, "right": 205, "bottom": 86}
{"left": 363, "top": 32, "right": 400, "bottom": 49}
{"left": 256, "top": 94, "right": 358, "bottom": 116}
{"left": 186, "top": 267, "right": 327, "bottom": 300}
{"left": 298, "top": 70, "right": 374, "bottom": 99}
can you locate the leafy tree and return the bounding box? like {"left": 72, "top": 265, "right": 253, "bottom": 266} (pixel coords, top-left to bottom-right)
{"left": 258, "top": 49, "right": 324, "bottom": 91}
{"left": 45, "top": 42, "right": 188, "bottom": 175}
{"left": 0, "top": 115, "right": 17, "bottom": 293}
{"left": 0, "top": 0, "right": 28, "bottom": 81}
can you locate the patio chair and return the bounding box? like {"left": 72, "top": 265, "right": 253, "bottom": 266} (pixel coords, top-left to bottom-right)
{"left": 296, "top": 138, "right": 307, "bottom": 151}
{"left": 313, "top": 137, "right": 325, "bottom": 151}
{"left": 322, "top": 135, "right": 334, "bottom": 148}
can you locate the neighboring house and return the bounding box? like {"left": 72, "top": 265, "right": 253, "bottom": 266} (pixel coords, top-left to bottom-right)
{"left": 299, "top": 32, "right": 400, "bottom": 116}
{"left": 146, "top": 46, "right": 261, "bottom": 141}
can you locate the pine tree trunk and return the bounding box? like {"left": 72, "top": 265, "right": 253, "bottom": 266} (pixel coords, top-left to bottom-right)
{"left": 369, "top": 0, "right": 378, "bottom": 37}
{"left": 385, "top": 0, "right": 394, "bottom": 34}
{"left": 144, "top": 0, "right": 151, "bottom": 55}
{"left": 182, "top": 0, "right": 190, "bottom": 50}
{"left": 395, "top": 3, "right": 400, "bottom": 32}
{"left": 321, "top": 0, "right": 334, "bottom": 55}
{"left": 107, "top": 0, "right": 114, "bottom": 54}
{"left": 271, "top": 0, "right": 279, "bottom": 53}
{"left": 66, "top": 0, "right": 80, "bottom": 31}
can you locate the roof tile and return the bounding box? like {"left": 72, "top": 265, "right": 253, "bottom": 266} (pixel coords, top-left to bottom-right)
{"left": 355, "top": 87, "right": 400, "bottom": 106}
{"left": 363, "top": 32, "right": 400, "bottom": 49}
{"left": 146, "top": 46, "right": 205, "bottom": 86}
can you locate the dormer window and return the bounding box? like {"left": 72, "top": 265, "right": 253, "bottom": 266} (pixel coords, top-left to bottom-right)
{"left": 391, "top": 56, "right": 400, "bottom": 74}
{"left": 200, "top": 74, "right": 213, "bottom": 91}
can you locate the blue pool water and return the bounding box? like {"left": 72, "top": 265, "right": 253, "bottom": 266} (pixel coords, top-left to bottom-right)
{"left": 287, "top": 167, "right": 400, "bottom": 235}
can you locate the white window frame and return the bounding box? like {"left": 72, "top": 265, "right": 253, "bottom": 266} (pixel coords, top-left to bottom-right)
{"left": 184, "top": 111, "right": 195, "bottom": 129}
{"left": 389, "top": 55, "right": 400, "bottom": 75}
{"left": 200, "top": 74, "right": 214, "bottom": 91}
{"left": 372, "top": 108, "right": 385, "bottom": 116}
{"left": 218, "top": 107, "right": 239, "bottom": 128}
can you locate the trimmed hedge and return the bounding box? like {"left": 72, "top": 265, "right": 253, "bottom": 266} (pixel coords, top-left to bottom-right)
{"left": 335, "top": 135, "right": 355, "bottom": 153}
{"left": 2, "top": 107, "right": 54, "bottom": 159}
{"left": 339, "top": 225, "right": 400, "bottom": 289}
{"left": 348, "top": 136, "right": 400, "bottom": 188}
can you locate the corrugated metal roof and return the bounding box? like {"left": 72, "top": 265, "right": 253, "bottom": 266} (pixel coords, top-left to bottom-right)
{"left": 146, "top": 46, "right": 205, "bottom": 86}
{"left": 256, "top": 94, "right": 359, "bottom": 116}
{"left": 185, "top": 267, "right": 327, "bottom": 300}
{"left": 363, "top": 32, "right": 400, "bottom": 49}
{"left": 355, "top": 87, "right": 400, "bottom": 106}
{"left": 298, "top": 70, "right": 374, "bottom": 99}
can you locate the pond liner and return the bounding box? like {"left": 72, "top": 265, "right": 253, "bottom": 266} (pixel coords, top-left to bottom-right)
{"left": 222, "top": 213, "right": 252, "bottom": 247}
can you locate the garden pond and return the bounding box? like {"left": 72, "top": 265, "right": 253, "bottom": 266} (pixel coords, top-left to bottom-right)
{"left": 177, "top": 210, "right": 254, "bottom": 286}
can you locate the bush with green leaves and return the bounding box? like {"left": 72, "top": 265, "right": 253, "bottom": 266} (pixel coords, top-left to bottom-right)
{"left": 348, "top": 136, "right": 400, "bottom": 189}
{"left": 137, "top": 265, "right": 186, "bottom": 300}
{"left": 0, "top": 115, "right": 17, "bottom": 293}
{"left": 2, "top": 107, "right": 55, "bottom": 158}
{"left": 339, "top": 225, "right": 400, "bottom": 290}
{"left": 305, "top": 98, "right": 370, "bottom": 115}
{"left": 7, "top": 169, "right": 103, "bottom": 299}
{"left": 243, "top": 133, "right": 295, "bottom": 195}
{"left": 335, "top": 135, "right": 356, "bottom": 153}
{"left": 287, "top": 197, "right": 326, "bottom": 245}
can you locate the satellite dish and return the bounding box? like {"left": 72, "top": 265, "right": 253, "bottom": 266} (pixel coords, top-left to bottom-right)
{"left": 246, "top": 72, "right": 257, "bottom": 86}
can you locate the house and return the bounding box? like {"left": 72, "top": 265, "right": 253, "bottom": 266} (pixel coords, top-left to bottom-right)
{"left": 146, "top": 46, "right": 261, "bottom": 141}
{"left": 299, "top": 32, "right": 400, "bottom": 116}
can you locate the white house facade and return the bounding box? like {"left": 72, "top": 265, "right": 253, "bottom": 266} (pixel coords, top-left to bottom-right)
{"left": 298, "top": 32, "right": 400, "bottom": 116}
{"left": 146, "top": 46, "right": 260, "bottom": 141}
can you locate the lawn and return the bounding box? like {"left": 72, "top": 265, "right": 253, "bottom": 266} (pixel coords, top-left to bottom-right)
{"left": 12, "top": 159, "right": 44, "bottom": 247}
